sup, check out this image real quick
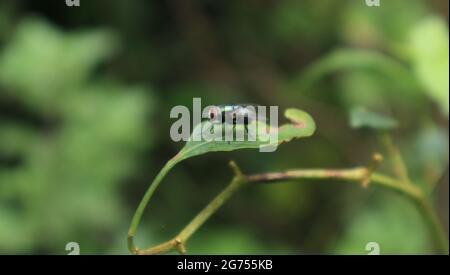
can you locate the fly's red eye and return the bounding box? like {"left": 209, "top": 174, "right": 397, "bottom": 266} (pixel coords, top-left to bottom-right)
{"left": 208, "top": 107, "right": 221, "bottom": 122}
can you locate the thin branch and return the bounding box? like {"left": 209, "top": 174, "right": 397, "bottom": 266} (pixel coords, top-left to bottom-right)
{"left": 127, "top": 157, "right": 180, "bottom": 254}
{"left": 379, "top": 132, "right": 410, "bottom": 184}
{"left": 133, "top": 154, "right": 448, "bottom": 255}
{"left": 136, "top": 161, "right": 245, "bottom": 255}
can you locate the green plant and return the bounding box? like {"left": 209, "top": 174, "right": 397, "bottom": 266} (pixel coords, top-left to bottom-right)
{"left": 128, "top": 108, "right": 448, "bottom": 255}
{"left": 128, "top": 108, "right": 316, "bottom": 254}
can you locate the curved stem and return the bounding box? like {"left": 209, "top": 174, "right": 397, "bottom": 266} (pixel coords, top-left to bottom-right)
{"left": 137, "top": 176, "right": 245, "bottom": 255}
{"left": 414, "top": 197, "right": 449, "bottom": 254}
{"left": 379, "top": 132, "right": 410, "bottom": 183}
{"left": 134, "top": 157, "right": 448, "bottom": 255}
{"left": 129, "top": 154, "right": 448, "bottom": 255}
{"left": 127, "top": 157, "right": 179, "bottom": 254}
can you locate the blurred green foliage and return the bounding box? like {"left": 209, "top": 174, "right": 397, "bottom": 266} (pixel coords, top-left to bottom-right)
{"left": 0, "top": 0, "right": 448, "bottom": 254}
{"left": 409, "top": 17, "right": 449, "bottom": 116}
{"left": 349, "top": 107, "right": 398, "bottom": 130}
{"left": 0, "top": 18, "right": 154, "bottom": 253}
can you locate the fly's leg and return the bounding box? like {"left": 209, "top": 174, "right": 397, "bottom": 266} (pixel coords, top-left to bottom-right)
{"left": 244, "top": 115, "right": 256, "bottom": 141}
{"left": 245, "top": 123, "right": 257, "bottom": 141}
{"left": 228, "top": 123, "right": 236, "bottom": 144}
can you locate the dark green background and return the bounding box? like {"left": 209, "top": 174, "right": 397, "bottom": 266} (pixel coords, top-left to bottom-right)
{"left": 0, "top": 0, "right": 448, "bottom": 254}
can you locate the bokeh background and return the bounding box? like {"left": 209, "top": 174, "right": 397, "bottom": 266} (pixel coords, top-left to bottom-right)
{"left": 0, "top": 0, "right": 448, "bottom": 254}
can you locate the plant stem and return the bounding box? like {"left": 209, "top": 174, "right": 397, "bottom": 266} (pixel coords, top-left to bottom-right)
{"left": 378, "top": 133, "right": 448, "bottom": 253}
{"left": 133, "top": 157, "right": 448, "bottom": 255}
{"left": 249, "top": 170, "right": 447, "bottom": 254}
{"left": 127, "top": 157, "right": 179, "bottom": 254}
{"left": 379, "top": 132, "right": 410, "bottom": 184}
{"left": 414, "top": 197, "right": 449, "bottom": 254}
{"left": 137, "top": 176, "right": 245, "bottom": 255}
{"left": 178, "top": 177, "right": 244, "bottom": 242}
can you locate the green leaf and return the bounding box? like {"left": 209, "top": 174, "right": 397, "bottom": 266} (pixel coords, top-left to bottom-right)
{"left": 295, "top": 48, "right": 418, "bottom": 92}
{"left": 409, "top": 17, "right": 449, "bottom": 116}
{"left": 349, "top": 106, "right": 398, "bottom": 130}
{"left": 129, "top": 108, "right": 316, "bottom": 247}
{"left": 176, "top": 108, "right": 315, "bottom": 161}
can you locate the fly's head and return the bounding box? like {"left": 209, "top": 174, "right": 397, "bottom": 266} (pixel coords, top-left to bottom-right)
{"left": 207, "top": 106, "right": 222, "bottom": 124}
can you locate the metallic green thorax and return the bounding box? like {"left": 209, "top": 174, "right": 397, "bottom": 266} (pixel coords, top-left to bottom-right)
{"left": 217, "top": 104, "right": 259, "bottom": 125}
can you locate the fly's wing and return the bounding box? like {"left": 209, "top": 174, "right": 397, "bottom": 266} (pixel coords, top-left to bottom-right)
{"left": 223, "top": 104, "right": 266, "bottom": 125}
{"left": 217, "top": 104, "right": 267, "bottom": 124}
{"left": 243, "top": 104, "right": 267, "bottom": 124}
